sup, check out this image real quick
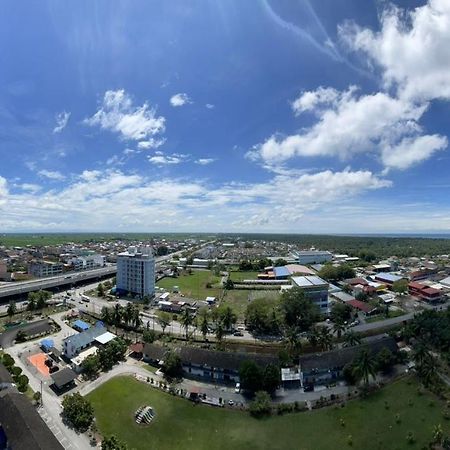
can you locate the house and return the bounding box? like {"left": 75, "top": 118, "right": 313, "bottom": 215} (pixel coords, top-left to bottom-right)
{"left": 281, "top": 367, "right": 301, "bottom": 389}
{"left": 62, "top": 324, "right": 107, "bottom": 358}
{"left": 50, "top": 367, "right": 77, "bottom": 391}
{"left": 373, "top": 272, "right": 405, "bottom": 288}
{"left": 299, "top": 336, "right": 398, "bottom": 387}
{"left": 408, "top": 281, "right": 443, "bottom": 302}
{"left": 0, "top": 389, "right": 63, "bottom": 450}
{"left": 347, "top": 299, "right": 378, "bottom": 315}
{"left": 72, "top": 319, "right": 90, "bottom": 332}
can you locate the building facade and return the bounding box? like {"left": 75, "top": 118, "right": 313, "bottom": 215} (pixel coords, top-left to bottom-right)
{"left": 116, "top": 247, "right": 155, "bottom": 297}
{"left": 296, "top": 251, "right": 332, "bottom": 265}
{"left": 291, "top": 275, "right": 329, "bottom": 313}
{"left": 28, "top": 260, "right": 64, "bottom": 278}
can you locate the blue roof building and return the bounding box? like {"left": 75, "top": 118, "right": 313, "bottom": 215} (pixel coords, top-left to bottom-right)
{"left": 63, "top": 325, "right": 106, "bottom": 359}
{"left": 273, "top": 266, "right": 290, "bottom": 279}
{"left": 73, "top": 320, "right": 90, "bottom": 331}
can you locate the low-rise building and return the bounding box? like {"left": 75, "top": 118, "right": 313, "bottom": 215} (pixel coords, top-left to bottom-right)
{"left": 291, "top": 275, "right": 329, "bottom": 313}
{"left": 63, "top": 324, "right": 107, "bottom": 358}
{"left": 28, "top": 260, "right": 64, "bottom": 278}
{"left": 409, "top": 281, "right": 443, "bottom": 302}
{"left": 373, "top": 272, "right": 405, "bottom": 288}
{"left": 296, "top": 251, "right": 332, "bottom": 265}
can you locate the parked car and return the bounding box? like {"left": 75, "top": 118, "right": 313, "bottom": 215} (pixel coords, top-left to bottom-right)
{"left": 234, "top": 383, "right": 241, "bottom": 394}
{"left": 233, "top": 331, "right": 244, "bottom": 336}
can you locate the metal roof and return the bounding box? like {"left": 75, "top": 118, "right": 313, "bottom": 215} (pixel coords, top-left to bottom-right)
{"left": 95, "top": 331, "right": 116, "bottom": 345}
{"left": 63, "top": 325, "right": 106, "bottom": 350}
{"left": 292, "top": 275, "right": 328, "bottom": 288}
{"left": 374, "top": 272, "right": 403, "bottom": 283}
{"left": 73, "top": 319, "right": 90, "bottom": 331}
{"left": 273, "top": 266, "right": 290, "bottom": 278}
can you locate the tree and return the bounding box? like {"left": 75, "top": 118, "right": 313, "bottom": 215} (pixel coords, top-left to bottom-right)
{"left": 102, "top": 435, "right": 128, "bottom": 450}
{"left": 143, "top": 330, "right": 157, "bottom": 344}
{"left": 330, "top": 303, "right": 352, "bottom": 325}
{"left": 219, "top": 305, "right": 237, "bottom": 331}
{"left": 81, "top": 354, "right": 100, "bottom": 379}
{"left": 343, "top": 330, "right": 362, "bottom": 347}
{"left": 392, "top": 279, "right": 408, "bottom": 294}
{"left": 157, "top": 311, "right": 172, "bottom": 335}
{"left": 245, "top": 297, "right": 280, "bottom": 335}
{"left": 7, "top": 301, "right": 16, "bottom": 322}
{"left": 249, "top": 391, "right": 272, "bottom": 417}
{"left": 27, "top": 292, "right": 36, "bottom": 311}
{"left": 161, "top": 350, "right": 183, "bottom": 380}
{"left": 333, "top": 321, "right": 346, "bottom": 339}
{"left": 375, "top": 347, "right": 395, "bottom": 374}
{"left": 284, "top": 326, "right": 302, "bottom": 359}
{"left": 215, "top": 322, "right": 224, "bottom": 345}
{"left": 62, "top": 393, "right": 94, "bottom": 432}
{"left": 262, "top": 364, "right": 281, "bottom": 394}
{"left": 96, "top": 282, "right": 104, "bottom": 297}
{"left": 101, "top": 307, "right": 112, "bottom": 325}
{"left": 131, "top": 305, "right": 142, "bottom": 330}
{"left": 317, "top": 326, "right": 333, "bottom": 351}
{"left": 239, "top": 361, "right": 263, "bottom": 393}
{"left": 16, "top": 374, "right": 29, "bottom": 393}
{"left": 36, "top": 290, "right": 52, "bottom": 309}
{"left": 180, "top": 308, "right": 193, "bottom": 340}
{"left": 280, "top": 287, "right": 319, "bottom": 331}
{"left": 199, "top": 311, "right": 209, "bottom": 341}
{"left": 33, "top": 391, "right": 42, "bottom": 405}
{"left": 15, "top": 330, "right": 27, "bottom": 343}
{"left": 274, "top": 258, "right": 288, "bottom": 267}
{"left": 113, "top": 304, "right": 122, "bottom": 332}
{"left": 352, "top": 348, "right": 376, "bottom": 386}
{"left": 224, "top": 279, "right": 234, "bottom": 290}
{"left": 2, "top": 354, "right": 14, "bottom": 368}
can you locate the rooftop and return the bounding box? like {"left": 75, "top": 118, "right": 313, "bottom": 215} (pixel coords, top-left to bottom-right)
{"left": 63, "top": 324, "right": 106, "bottom": 350}
{"left": 292, "top": 275, "right": 328, "bottom": 288}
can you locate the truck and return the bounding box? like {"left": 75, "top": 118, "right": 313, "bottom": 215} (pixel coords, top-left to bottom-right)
{"left": 81, "top": 294, "right": 90, "bottom": 303}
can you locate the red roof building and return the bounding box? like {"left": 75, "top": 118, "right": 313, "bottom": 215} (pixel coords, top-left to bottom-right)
{"left": 347, "top": 299, "right": 377, "bottom": 315}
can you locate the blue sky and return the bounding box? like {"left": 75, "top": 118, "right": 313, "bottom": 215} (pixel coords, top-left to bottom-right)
{"left": 0, "top": 0, "right": 449, "bottom": 233}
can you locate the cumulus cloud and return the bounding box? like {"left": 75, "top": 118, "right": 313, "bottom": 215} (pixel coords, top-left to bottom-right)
{"left": 38, "top": 170, "right": 66, "bottom": 181}
{"left": 85, "top": 90, "right": 165, "bottom": 141}
{"left": 205, "top": 103, "right": 215, "bottom": 109}
{"left": 340, "top": 0, "right": 450, "bottom": 102}
{"left": 53, "top": 111, "right": 71, "bottom": 133}
{"left": 0, "top": 168, "right": 391, "bottom": 231}
{"left": 195, "top": 158, "right": 215, "bottom": 165}
{"left": 291, "top": 86, "right": 342, "bottom": 115}
{"left": 170, "top": 93, "right": 191, "bottom": 107}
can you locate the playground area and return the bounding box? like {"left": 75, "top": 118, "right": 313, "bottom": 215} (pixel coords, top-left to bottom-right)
{"left": 27, "top": 352, "right": 50, "bottom": 376}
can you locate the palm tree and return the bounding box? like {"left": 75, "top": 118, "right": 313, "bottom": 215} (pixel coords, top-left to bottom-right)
{"left": 307, "top": 326, "right": 320, "bottom": 348}
{"left": 221, "top": 306, "right": 237, "bottom": 331}
{"left": 317, "top": 326, "right": 333, "bottom": 351}
{"left": 101, "top": 306, "right": 111, "bottom": 325}
{"left": 412, "top": 342, "right": 430, "bottom": 367}
{"left": 417, "top": 353, "right": 438, "bottom": 387}
{"left": 124, "top": 302, "right": 133, "bottom": 327}
{"left": 343, "top": 330, "right": 362, "bottom": 347}
{"left": 215, "top": 322, "right": 224, "bottom": 345}
{"left": 7, "top": 301, "right": 16, "bottom": 323}
{"left": 200, "top": 313, "right": 209, "bottom": 341}
{"left": 132, "top": 306, "right": 142, "bottom": 330}
{"left": 113, "top": 304, "right": 123, "bottom": 334}
{"left": 180, "top": 308, "right": 193, "bottom": 340}
{"left": 352, "top": 348, "right": 376, "bottom": 386}
{"left": 285, "top": 326, "right": 302, "bottom": 359}
{"left": 333, "top": 321, "right": 346, "bottom": 339}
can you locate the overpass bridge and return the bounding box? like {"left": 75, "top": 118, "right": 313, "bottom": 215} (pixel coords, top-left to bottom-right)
{"left": 0, "top": 266, "right": 117, "bottom": 301}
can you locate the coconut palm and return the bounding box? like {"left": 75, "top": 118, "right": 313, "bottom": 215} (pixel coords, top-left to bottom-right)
{"left": 221, "top": 306, "right": 237, "bottom": 331}
{"left": 417, "top": 353, "right": 438, "bottom": 387}
{"left": 333, "top": 321, "right": 346, "bottom": 339}
{"left": 199, "top": 311, "right": 209, "bottom": 341}
{"left": 343, "top": 330, "right": 362, "bottom": 347}
{"left": 113, "top": 304, "right": 123, "bottom": 333}
{"left": 180, "top": 308, "right": 193, "bottom": 340}
{"left": 307, "top": 326, "right": 320, "bottom": 348}
{"left": 215, "top": 321, "right": 224, "bottom": 345}
{"left": 284, "top": 326, "right": 302, "bottom": 359}
{"left": 157, "top": 311, "right": 171, "bottom": 335}
{"left": 317, "top": 326, "right": 333, "bottom": 351}
{"left": 101, "top": 306, "right": 111, "bottom": 325}
{"left": 352, "top": 348, "right": 376, "bottom": 386}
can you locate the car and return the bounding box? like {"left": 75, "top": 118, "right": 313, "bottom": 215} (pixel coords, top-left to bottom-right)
{"left": 303, "top": 384, "right": 314, "bottom": 392}
{"left": 234, "top": 383, "right": 241, "bottom": 394}
{"left": 228, "top": 400, "right": 234, "bottom": 406}
{"left": 233, "top": 331, "right": 244, "bottom": 336}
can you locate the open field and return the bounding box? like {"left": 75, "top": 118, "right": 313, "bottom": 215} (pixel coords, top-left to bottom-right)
{"left": 221, "top": 289, "right": 280, "bottom": 320}
{"left": 156, "top": 271, "right": 221, "bottom": 300}
{"left": 88, "top": 376, "right": 450, "bottom": 450}
{"left": 229, "top": 271, "right": 260, "bottom": 281}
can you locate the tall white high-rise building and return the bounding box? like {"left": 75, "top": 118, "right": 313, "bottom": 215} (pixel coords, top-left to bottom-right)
{"left": 116, "top": 246, "right": 155, "bottom": 297}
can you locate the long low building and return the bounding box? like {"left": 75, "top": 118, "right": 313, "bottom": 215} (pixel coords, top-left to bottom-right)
{"left": 63, "top": 324, "right": 111, "bottom": 358}
{"left": 143, "top": 344, "right": 278, "bottom": 383}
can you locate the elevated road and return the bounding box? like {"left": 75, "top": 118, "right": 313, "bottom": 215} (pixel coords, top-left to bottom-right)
{"left": 0, "top": 266, "right": 117, "bottom": 300}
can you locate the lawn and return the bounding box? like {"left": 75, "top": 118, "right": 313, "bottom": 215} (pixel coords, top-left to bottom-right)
{"left": 88, "top": 376, "right": 450, "bottom": 450}
{"left": 229, "top": 271, "right": 260, "bottom": 282}
{"left": 221, "top": 290, "right": 280, "bottom": 320}
{"left": 156, "top": 270, "right": 221, "bottom": 300}
{"left": 365, "top": 309, "right": 406, "bottom": 323}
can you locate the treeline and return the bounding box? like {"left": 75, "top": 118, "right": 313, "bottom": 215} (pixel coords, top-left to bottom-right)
{"left": 218, "top": 233, "right": 450, "bottom": 258}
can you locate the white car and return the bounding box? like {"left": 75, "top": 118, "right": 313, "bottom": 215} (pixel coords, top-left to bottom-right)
{"left": 234, "top": 383, "right": 241, "bottom": 394}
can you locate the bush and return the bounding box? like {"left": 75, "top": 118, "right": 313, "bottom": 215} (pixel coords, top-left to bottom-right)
{"left": 249, "top": 391, "right": 272, "bottom": 418}
{"left": 2, "top": 354, "right": 15, "bottom": 368}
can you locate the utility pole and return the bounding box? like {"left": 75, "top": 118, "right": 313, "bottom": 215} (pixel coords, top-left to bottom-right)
{"left": 40, "top": 380, "right": 43, "bottom": 407}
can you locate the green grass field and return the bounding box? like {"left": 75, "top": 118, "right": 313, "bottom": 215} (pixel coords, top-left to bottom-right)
{"left": 229, "top": 271, "right": 260, "bottom": 281}
{"left": 88, "top": 376, "right": 450, "bottom": 450}
{"left": 156, "top": 271, "right": 221, "bottom": 300}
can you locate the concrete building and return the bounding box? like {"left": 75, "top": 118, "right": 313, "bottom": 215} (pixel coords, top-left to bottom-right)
{"left": 116, "top": 246, "right": 155, "bottom": 297}
{"left": 63, "top": 325, "right": 107, "bottom": 358}
{"left": 291, "top": 275, "right": 329, "bottom": 313}
{"left": 296, "top": 251, "right": 332, "bottom": 265}
{"left": 0, "top": 259, "right": 9, "bottom": 281}
{"left": 28, "top": 260, "right": 64, "bottom": 278}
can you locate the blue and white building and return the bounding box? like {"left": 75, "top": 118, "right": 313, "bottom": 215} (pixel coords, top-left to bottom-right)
{"left": 295, "top": 251, "right": 332, "bottom": 265}
{"left": 291, "top": 275, "right": 329, "bottom": 313}
{"left": 116, "top": 246, "right": 155, "bottom": 298}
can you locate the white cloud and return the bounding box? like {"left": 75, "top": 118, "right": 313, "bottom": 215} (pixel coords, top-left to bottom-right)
{"left": 148, "top": 153, "right": 188, "bottom": 165}
{"left": 53, "top": 111, "right": 71, "bottom": 133}
{"left": 340, "top": 0, "right": 450, "bottom": 102}
{"left": 0, "top": 168, "right": 391, "bottom": 232}
{"left": 0, "top": 176, "right": 8, "bottom": 205}
{"left": 20, "top": 183, "right": 41, "bottom": 193}
{"left": 137, "top": 138, "right": 166, "bottom": 150}
{"left": 205, "top": 103, "right": 215, "bottom": 109}
{"left": 170, "top": 93, "right": 191, "bottom": 107}
{"left": 85, "top": 90, "right": 165, "bottom": 141}
{"left": 382, "top": 134, "right": 448, "bottom": 171}
{"left": 38, "top": 170, "right": 66, "bottom": 181}
{"left": 291, "top": 86, "right": 341, "bottom": 115}
{"left": 195, "top": 158, "right": 215, "bottom": 165}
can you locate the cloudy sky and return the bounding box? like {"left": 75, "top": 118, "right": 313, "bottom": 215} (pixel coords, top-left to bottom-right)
{"left": 1, "top": 0, "right": 450, "bottom": 233}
